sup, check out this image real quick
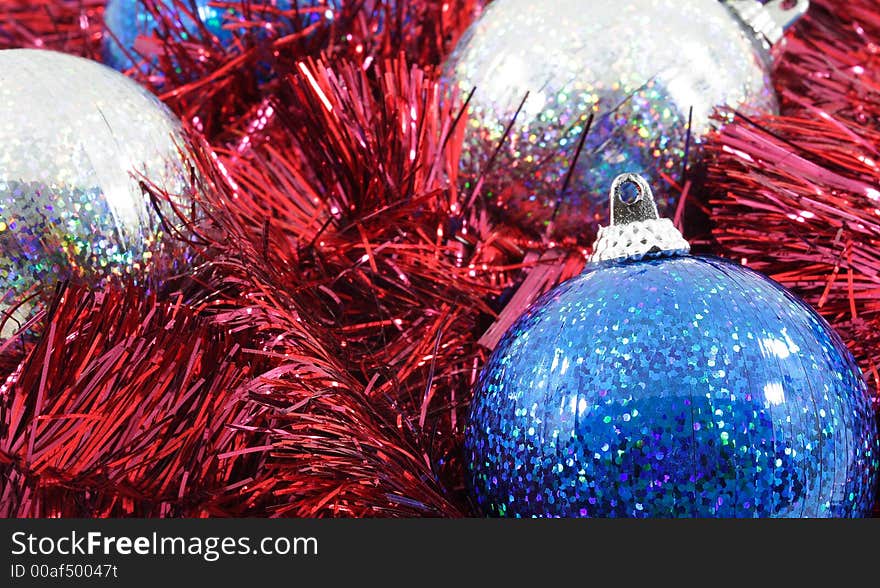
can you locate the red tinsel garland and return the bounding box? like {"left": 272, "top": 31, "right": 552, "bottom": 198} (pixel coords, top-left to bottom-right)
{"left": 0, "top": 285, "right": 268, "bottom": 517}
{"left": 0, "top": 1, "right": 485, "bottom": 142}
{"left": 0, "top": 1, "right": 103, "bottom": 56}
{"left": 182, "top": 56, "right": 509, "bottom": 515}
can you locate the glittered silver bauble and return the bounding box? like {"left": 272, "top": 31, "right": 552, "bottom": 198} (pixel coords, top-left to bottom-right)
{"left": 444, "top": 0, "right": 808, "bottom": 239}
{"left": 0, "top": 49, "right": 198, "bottom": 329}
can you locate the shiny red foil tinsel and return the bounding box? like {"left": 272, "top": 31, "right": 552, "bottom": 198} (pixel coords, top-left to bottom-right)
{"left": 0, "top": 0, "right": 878, "bottom": 516}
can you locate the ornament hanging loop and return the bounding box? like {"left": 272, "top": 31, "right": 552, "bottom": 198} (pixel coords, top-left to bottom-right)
{"left": 765, "top": 0, "right": 810, "bottom": 33}
{"left": 591, "top": 173, "right": 690, "bottom": 264}
{"left": 610, "top": 173, "right": 661, "bottom": 227}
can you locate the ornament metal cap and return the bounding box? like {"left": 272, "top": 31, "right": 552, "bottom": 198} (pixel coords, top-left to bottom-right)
{"left": 725, "top": 0, "right": 809, "bottom": 50}
{"left": 589, "top": 173, "right": 691, "bottom": 264}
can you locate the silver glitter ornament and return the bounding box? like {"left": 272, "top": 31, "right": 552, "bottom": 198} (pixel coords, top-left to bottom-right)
{"left": 443, "top": 0, "right": 809, "bottom": 239}
{"left": 0, "top": 49, "right": 199, "bottom": 331}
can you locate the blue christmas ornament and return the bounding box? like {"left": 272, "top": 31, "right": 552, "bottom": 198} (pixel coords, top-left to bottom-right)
{"left": 466, "top": 173, "right": 879, "bottom": 518}
{"left": 102, "top": 0, "right": 327, "bottom": 73}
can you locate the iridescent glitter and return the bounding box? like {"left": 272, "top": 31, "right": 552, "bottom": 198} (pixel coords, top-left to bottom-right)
{"left": 0, "top": 49, "right": 198, "bottom": 324}
{"left": 465, "top": 174, "right": 879, "bottom": 518}
{"left": 443, "top": 0, "right": 787, "bottom": 239}
{"left": 102, "top": 0, "right": 323, "bottom": 73}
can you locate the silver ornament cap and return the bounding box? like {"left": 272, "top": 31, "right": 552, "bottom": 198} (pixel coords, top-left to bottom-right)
{"left": 589, "top": 174, "right": 690, "bottom": 263}
{"left": 725, "top": 0, "right": 809, "bottom": 50}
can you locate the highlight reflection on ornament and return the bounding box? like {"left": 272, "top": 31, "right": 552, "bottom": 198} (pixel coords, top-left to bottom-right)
{"left": 0, "top": 49, "right": 199, "bottom": 329}
{"left": 444, "top": 0, "right": 809, "bottom": 240}
{"left": 465, "top": 173, "right": 878, "bottom": 518}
